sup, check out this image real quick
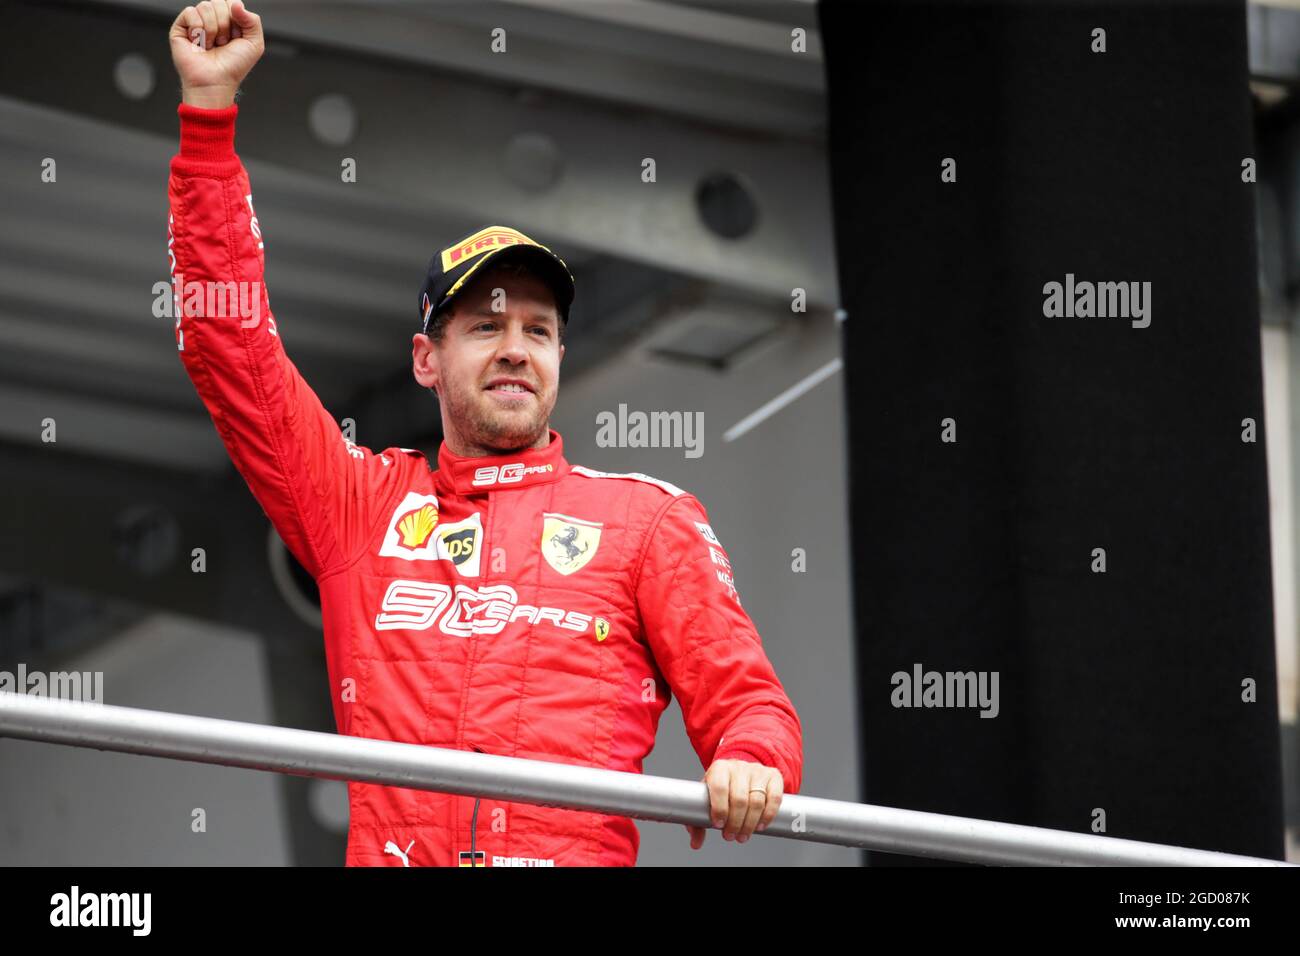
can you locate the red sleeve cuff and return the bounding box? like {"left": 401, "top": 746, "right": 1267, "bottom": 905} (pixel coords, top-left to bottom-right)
{"left": 713, "top": 744, "right": 773, "bottom": 768}
{"left": 173, "top": 103, "right": 242, "bottom": 177}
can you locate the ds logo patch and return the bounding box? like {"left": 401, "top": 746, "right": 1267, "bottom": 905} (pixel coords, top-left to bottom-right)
{"left": 432, "top": 513, "right": 483, "bottom": 577}
{"left": 442, "top": 529, "right": 474, "bottom": 559}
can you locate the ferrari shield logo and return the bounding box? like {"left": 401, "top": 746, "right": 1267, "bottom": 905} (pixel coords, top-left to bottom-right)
{"left": 541, "top": 513, "right": 602, "bottom": 575}
{"left": 594, "top": 618, "right": 610, "bottom": 642}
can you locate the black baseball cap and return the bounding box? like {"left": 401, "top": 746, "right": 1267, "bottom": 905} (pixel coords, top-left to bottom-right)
{"left": 419, "top": 225, "right": 575, "bottom": 334}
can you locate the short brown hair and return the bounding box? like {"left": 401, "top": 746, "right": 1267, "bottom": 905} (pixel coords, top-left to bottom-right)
{"left": 426, "top": 261, "right": 566, "bottom": 344}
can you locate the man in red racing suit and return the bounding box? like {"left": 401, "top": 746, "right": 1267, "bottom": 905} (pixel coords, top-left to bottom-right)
{"left": 167, "top": 98, "right": 802, "bottom": 865}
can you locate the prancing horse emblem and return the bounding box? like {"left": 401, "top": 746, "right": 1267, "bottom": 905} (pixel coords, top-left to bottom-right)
{"left": 541, "top": 513, "right": 602, "bottom": 575}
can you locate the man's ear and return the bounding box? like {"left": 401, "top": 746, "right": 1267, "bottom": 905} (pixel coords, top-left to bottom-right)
{"left": 558, "top": 341, "right": 565, "bottom": 364}
{"left": 412, "top": 333, "right": 440, "bottom": 393}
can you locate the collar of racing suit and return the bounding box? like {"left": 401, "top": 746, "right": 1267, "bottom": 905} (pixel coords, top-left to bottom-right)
{"left": 434, "top": 428, "right": 570, "bottom": 496}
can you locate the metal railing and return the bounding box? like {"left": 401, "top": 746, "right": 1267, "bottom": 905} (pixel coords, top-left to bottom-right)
{"left": 0, "top": 692, "right": 1289, "bottom": 866}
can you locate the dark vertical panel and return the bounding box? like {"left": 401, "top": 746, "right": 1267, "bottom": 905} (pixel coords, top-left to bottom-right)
{"left": 822, "top": 0, "right": 1284, "bottom": 862}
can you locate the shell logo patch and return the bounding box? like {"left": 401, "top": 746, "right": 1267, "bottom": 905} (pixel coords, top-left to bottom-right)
{"left": 396, "top": 503, "right": 439, "bottom": 550}
{"left": 379, "top": 492, "right": 443, "bottom": 561}
{"left": 541, "top": 513, "right": 602, "bottom": 576}
{"left": 593, "top": 617, "right": 610, "bottom": 642}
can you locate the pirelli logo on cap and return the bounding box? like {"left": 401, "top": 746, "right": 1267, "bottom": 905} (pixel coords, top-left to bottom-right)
{"left": 441, "top": 226, "right": 547, "bottom": 271}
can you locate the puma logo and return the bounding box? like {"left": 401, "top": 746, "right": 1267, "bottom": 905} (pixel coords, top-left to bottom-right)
{"left": 384, "top": 839, "right": 415, "bottom": 867}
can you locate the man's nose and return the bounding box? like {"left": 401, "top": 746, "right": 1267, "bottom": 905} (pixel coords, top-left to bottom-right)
{"left": 495, "top": 323, "right": 529, "bottom": 363}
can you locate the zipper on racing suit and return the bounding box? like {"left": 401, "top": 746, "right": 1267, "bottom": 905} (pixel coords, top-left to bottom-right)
{"left": 456, "top": 491, "right": 492, "bottom": 866}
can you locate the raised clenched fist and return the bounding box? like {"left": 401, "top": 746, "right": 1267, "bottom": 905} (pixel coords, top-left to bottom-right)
{"left": 169, "top": 1, "right": 264, "bottom": 109}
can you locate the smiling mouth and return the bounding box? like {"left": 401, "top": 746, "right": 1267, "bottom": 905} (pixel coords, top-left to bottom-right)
{"left": 485, "top": 383, "right": 535, "bottom": 400}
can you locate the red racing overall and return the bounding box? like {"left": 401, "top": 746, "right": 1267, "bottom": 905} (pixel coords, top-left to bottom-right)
{"left": 167, "top": 103, "right": 803, "bottom": 866}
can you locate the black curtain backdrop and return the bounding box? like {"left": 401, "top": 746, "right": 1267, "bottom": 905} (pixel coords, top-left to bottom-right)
{"left": 821, "top": 0, "right": 1285, "bottom": 863}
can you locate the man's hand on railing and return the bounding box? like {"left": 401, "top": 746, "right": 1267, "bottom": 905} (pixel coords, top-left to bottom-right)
{"left": 686, "top": 758, "right": 785, "bottom": 849}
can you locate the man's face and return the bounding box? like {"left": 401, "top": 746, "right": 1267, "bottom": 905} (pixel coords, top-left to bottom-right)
{"left": 412, "top": 262, "right": 565, "bottom": 456}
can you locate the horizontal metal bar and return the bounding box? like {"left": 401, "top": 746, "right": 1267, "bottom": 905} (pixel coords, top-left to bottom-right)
{"left": 0, "top": 692, "right": 1288, "bottom": 867}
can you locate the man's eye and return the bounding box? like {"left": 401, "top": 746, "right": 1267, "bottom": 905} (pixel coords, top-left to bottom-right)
{"left": 474, "top": 322, "right": 496, "bottom": 332}
{"left": 530, "top": 327, "right": 550, "bottom": 337}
